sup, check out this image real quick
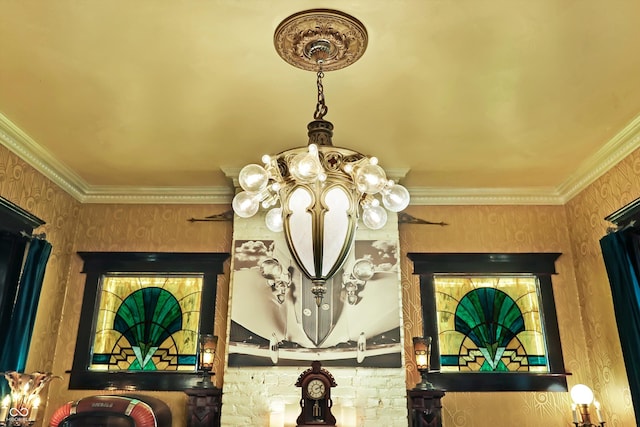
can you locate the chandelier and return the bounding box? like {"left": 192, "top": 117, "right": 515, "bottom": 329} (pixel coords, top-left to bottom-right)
{"left": 231, "top": 9, "right": 410, "bottom": 305}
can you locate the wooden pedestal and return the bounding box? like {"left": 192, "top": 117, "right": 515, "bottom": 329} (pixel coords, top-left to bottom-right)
{"left": 407, "top": 389, "right": 445, "bottom": 427}
{"left": 185, "top": 386, "right": 223, "bottom": 427}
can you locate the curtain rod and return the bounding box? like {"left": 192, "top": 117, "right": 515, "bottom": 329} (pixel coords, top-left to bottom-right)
{"left": 606, "top": 220, "right": 637, "bottom": 235}
{"left": 19, "top": 230, "right": 47, "bottom": 241}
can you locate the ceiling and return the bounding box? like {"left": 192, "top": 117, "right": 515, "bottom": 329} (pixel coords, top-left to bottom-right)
{"left": 1, "top": 1, "right": 639, "bottom": 205}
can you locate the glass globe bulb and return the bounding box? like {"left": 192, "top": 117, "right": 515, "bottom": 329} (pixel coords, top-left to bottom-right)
{"left": 290, "top": 152, "right": 320, "bottom": 183}
{"left": 260, "top": 257, "right": 283, "bottom": 280}
{"left": 382, "top": 184, "right": 410, "bottom": 212}
{"left": 352, "top": 258, "right": 375, "bottom": 280}
{"left": 265, "top": 207, "right": 284, "bottom": 232}
{"left": 362, "top": 205, "right": 388, "bottom": 229}
{"left": 570, "top": 384, "right": 594, "bottom": 405}
{"left": 239, "top": 164, "right": 269, "bottom": 193}
{"left": 355, "top": 164, "right": 387, "bottom": 194}
{"left": 232, "top": 191, "right": 259, "bottom": 218}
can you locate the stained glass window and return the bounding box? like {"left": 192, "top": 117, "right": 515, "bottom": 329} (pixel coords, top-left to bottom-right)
{"left": 69, "top": 252, "right": 228, "bottom": 391}
{"left": 434, "top": 276, "right": 548, "bottom": 373}
{"left": 90, "top": 274, "right": 204, "bottom": 372}
{"left": 408, "top": 252, "right": 568, "bottom": 392}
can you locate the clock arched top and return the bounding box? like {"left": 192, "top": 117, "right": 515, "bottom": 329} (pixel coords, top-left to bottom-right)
{"left": 295, "top": 361, "right": 337, "bottom": 388}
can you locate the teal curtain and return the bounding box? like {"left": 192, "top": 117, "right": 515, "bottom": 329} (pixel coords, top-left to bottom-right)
{"left": 0, "top": 238, "right": 52, "bottom": 396}
{"left": 600, "top": 227, "right": 640, "bottom": 422}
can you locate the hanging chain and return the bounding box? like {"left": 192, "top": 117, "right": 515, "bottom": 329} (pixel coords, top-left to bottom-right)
{"left": 313, "top": 62, "right": 328, "bottom": 120}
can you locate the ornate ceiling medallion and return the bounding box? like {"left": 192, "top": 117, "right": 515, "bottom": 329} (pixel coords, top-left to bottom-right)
{"left": 274, "top": 9, "right": 368, "bottom": 72}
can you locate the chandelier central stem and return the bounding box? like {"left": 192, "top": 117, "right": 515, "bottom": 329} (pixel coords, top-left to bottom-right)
{"left": 313, "top": 66, "right": 328, "bottom": 121}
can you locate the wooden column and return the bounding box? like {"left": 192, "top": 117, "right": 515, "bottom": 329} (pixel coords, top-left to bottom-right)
{"left": 407, "top": 389, "right": 445, "bottom": 427}
{"left": 185, "top": 387, "right": 223, "bottom": 427}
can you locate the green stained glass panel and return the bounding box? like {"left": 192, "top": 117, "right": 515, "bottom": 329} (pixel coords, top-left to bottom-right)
{"left": 434, "top": 276, "right": 548, "bottom": 373}
{"left": 90, "top": 275, "right": 203, "bottom": 372}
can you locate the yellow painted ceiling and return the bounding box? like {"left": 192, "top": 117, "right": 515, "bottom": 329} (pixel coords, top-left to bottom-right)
{"left": 1, "top": 1, "right": 639, "bottom": 203}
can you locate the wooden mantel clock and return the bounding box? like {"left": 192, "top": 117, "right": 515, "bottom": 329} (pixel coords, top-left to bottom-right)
{"left": 295, "top": 361, "right": 337, "bottom": 427}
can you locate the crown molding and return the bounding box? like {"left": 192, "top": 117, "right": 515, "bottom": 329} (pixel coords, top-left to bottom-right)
{"left": 78, "top": 186, "right": 234, "bottom": 204}
{"left": 0, "top": 113, "right": 86, "bottom": 200}
{"left": 0, "top": 112, "right": 234, "bottom": 204}
{"left": 407, "top": 186, "right": 564, "bottom": 206}
{"left": 555, "top": 114, "right": 640, "bottom": 204}
{"left": 408, "top": 113, "right": 640, "bottom": 206}
{"left": 1, "top": 112, "right": 639, "bottom": 206}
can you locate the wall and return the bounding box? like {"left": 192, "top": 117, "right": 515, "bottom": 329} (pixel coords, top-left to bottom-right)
{"left": 3, "top": 142, "right": 639, "bottom": 426}
{"left": 0, "top": 145, "right": 79, "bottom": 396}
{"left": 221, "top": 211, "right": 407, "bottom": 427}
{"left": 401, "top": 204, "right": 588, "bottom": 427}
{"left": 44, "top": 203, "right": 233, "bottom": 425}
{"left": 565, "top": 146, "right": 640, "bottom": 426}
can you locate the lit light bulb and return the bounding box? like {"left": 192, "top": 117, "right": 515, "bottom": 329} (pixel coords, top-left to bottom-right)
{"left": 232, "top": 191, "right": 260, "bottom": 218}
{"left": 382, "top": 184, "right": 410, "bottom": 212}
{"left": 290, "top": 152, "right": 321, "bottom": 182}
{"left": 362, "top": 205, "right": 388, "bottom": 229}
{"left": 355, "top": 164, "right": 387, "bottom": 194}
{"left": 570, "top": 384, "right": 595, "bottom": 405}
{"left": 265, "top": 207, "right": 284, "bottom": 232}
{"left": 238, "top": 164, "right": 269, "bottom": 193}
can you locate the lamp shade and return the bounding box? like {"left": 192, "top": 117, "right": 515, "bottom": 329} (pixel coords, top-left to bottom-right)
{"left": 199, "top": 334, "right": 218, "bottom": 372}
{"left": 413, "top": 337, "right": 432, "bottom": 371}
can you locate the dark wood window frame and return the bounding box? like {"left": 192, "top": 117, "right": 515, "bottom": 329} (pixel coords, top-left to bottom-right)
{"left": 408, "top": 252, "right": 568, "bottom": 392}
{"left": 69, "top": 252, "right": 229, "bottom": 391}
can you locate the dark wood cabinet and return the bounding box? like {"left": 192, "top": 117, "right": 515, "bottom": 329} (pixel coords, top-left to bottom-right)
{"left": 407, "top": 389, "right": 445, "bottom": 427}
{"left": 185, "top": 387, "right": 223, "bottom": 427}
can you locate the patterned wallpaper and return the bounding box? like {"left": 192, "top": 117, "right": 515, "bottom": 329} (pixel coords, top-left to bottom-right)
{"left": 0, "top": 145, "right": 79, "bottom": 392}
{"left": 400, "top": 204, "right": 587, "bottom": 427}
{"left": 2, "top": 142, "right": 639, "bottom": 426}
{"left": 564, "top": 147, "right": 640, "bottom": 427}
{"left": 47, "top": 203, "right": 233, "bottom": 425}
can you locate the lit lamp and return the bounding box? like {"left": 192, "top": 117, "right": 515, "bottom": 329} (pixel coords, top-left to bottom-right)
{"left": 412, "top": 337, "right": 434, "bottom": 390}
{"left": 197, "top": 334, "right": 218, "bottom": 388}
{"left": 570, "top": 384, "right": 605, "bottom": 426}
{"left": 0, "top": 371, "right": 59, "bottom": 427}
{"left": 231, "top": 9, "right": 410, "bottom": 306}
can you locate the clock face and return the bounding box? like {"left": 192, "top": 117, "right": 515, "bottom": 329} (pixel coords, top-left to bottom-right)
{"left": 306, "top": 379, "right": 326, "bottom": 400}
